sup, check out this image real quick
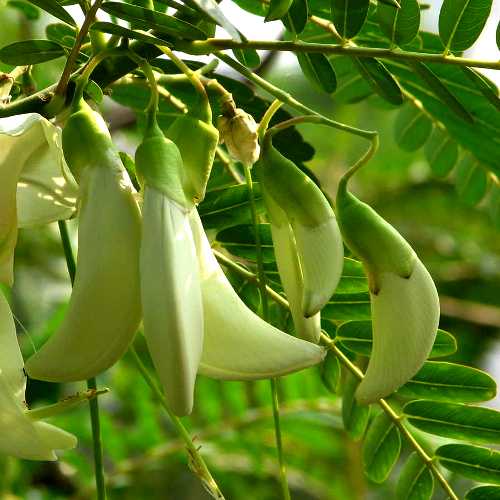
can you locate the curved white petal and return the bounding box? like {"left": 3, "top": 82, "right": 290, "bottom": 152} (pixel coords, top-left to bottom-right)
{"left": 25, "top": 163, "right": 142, "bottom": 381}
{"left": 0, "top": 292, "right": 76, "bottom": 460}
{"left": 356, "top": 259, "right": 440, "bottom": 404}
{"left": 189, "top": 211, "right": 325, "bottom": 379}
{"left": 293, "top": 217, "right": 344, "bottom": 317}
{"left": 141, "top": 188, "right": 203, "bottom": 416}
{"left": 0, "top": 114, "right": 78, "bottom": 286}
{"left": 270, "top": 222, "right": 321, "bottom": 343}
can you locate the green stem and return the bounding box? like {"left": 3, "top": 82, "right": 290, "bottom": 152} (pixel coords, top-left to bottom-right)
{"left": 57, "top": 221, "right": 107, "bottom": 500}
{"left": 128, "top": 346, "right": 225, "bottom": 499}
{"left": 214, "top": 249, "right": 459, "bottom": 500}
{"left": 243, "top": 164, "right": 291, "bottom": 500}
{"left": 216, "top": 52, "right": 377, "bottom": 142}
{"left": 193, "top": 39, "right": 500, "bottom": 70}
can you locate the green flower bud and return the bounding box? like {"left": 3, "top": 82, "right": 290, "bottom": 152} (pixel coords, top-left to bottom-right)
{"left": 217, "top": 108, "right": 260, "bottom": 166}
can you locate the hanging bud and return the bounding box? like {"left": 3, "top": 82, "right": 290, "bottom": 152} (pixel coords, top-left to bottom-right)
{"left": 189, "top": 210, "right": 325, "bottom": 378}
{"left": 136, "top": 120, "right": 203, "bottom": 416}
{"left": 0, "top": 292, "right": 76, "bottom": 460}
{"left": 217, "top": 108, "right": 260, "bottom": 166}
{"left": 0, "top": 114, "right": 77, "bottom": 286}
{"left": 25, "top": 98, "right": 142, "bottom": 382}
{"left": 255, "top": 132, "right": 344, "bottom": 342}
{"left": 336, "top": 179, "right": 440, "bottom": 404}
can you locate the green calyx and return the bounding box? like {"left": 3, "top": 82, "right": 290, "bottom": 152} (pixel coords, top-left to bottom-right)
{"left": 135, "top": 119, "right": 190, "bottom": 208}
{"left": 61, "top": 98, "right": 117, "bottom": 183}
{"left": 257, "top": 134, "right": 333, "bottom": 227}
{"left": 165, "top": 114, "right": 219, "bottom": 204}
{"left": 336, "top": 178, "right": 415, "bottom": 292}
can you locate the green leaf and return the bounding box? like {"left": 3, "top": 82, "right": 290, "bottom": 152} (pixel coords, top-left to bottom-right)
{"left": 404, "top": 400, "right": 500, "bottom": 444}
{"left": 398, "top": 361, "right": 497, "bottom": 403}
{"left": 8, "top": 0, "right": 40, "bottom": 20}
{"left": 394, "top": 104, "right": 433, "bottom": 151}
{"left": 354, "top": 57, "right": 403, "bottom": 105}
{"left": 342, "top": 368, "right": 370, "bottom": 440}
{"left": 439, "top": 0, "right": 493, "bottom": 52}
{"left": 183, "top": 0, "right": 241, "bottom": 40}
{"left": 396, "top": 452, "right": 434, "bottom": 500}
{"left": 100, "top": 2, "right": 207, "bottom": 40}
{"left": 91, "top": 22, "right": 172, "bottom": 47}
{"left": 410, "top": 61, "right": 473, "bottom": 123}
{"left": 297, "top": 52, "right": 337, "bottom": 93}
{"left": 321, "top": 351, "right": 341, "bottom": 393}
{"left": 424, "top": 128, "right": 459, "bottom": 177}
{"left": 0, "top": 39, "right": 65, "bottom": 65}
{"left": 362, "top": 412, "right": 401, "bottom": 483}
{"left": 466, "top": 486, "right": 500, "bottom": 500}
{"left": 336, "top": 321, "right": 456, "bottom": 359}
{"left": 283, "top": 0, "right": 308, "bottom": 34}
{"left": 376, "top": 0, "right": 420, "bottom": 46}
{"left": 199, "top": 184, "right": 263, "bottom": 230}
{"left": 461, "top": 66, "right": 500, "bottom": 112}
{"left": 331, "top": 0, "right": 370, "bottom": 39}
{"left": 232, "top": 32, "right": 260, "bottom": 69}
{"left": 265, "top": 0, "right": 293, "bottom": 21}
{"left": 26, "top": 0, "right": 75, "bottom": 25}
{"left": 436, "top": 444, "right": 500, "bottom": 484}
{"left": 455, "top": 155, "right": 489, "bottom": 206}
{"left": 46, "top": 22, "right": 78, "bottom": 47}
{"left": 323, "top": 292, "right": 371, "bottom": 321}
{"left": 84, "top": 79, "right": 103, "bottom": 104}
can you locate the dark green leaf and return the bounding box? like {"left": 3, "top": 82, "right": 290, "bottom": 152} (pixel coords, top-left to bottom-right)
{"left": 232, "top": 32, "right": 260, "bottom": 69}
{"left": 183, "top": 0, "right": 241, "bottom": 40}
{"left": 26, "top": 0, "right": 75, "bottom": 25}
{"left": 321, "top": 351, "right": 341, "bottom": 393}
{"left": 461, "top": 66, "right": 500, "bottom": 112}
{"left": 0, "top": 39, "right": 65, "bottom": 65}
{"left": 266, "top": 0, "right": 293, "bottom": 21}
{"left": 8, "top": 0, "right": 40, "bottom": 20}
{"left": 455, "top": 155, "right": 489, "bottom": 206}
{"left": 489, "top": 184, "right": 500, "bottom": 230}
{"left": 466, "top": 486, "right": 500, "bottom": 500}
{"left": 101, "top": 2, "right": 207, "bottom": 40}
{"left": 394, "top": 104, "right": 433, "bottom": 151}
{"left": 342, "top": 368, "right": 370, "bottom": 440}
{"left": 436, "top": 444, "right": 500, "bottom": 484}
{"left": 283, "top": 0, "right": 308, "bottom": 34}
{"left": 405, "top": 400, "right": 500, "bottom": 443}
{"left": 297, "top": 52, "right": 337, "bottom": 93}
{"left": 362, "top": 412, "right": 401, "bottom": 483}
{"left": 396, "top": 452, "right": 434, "bottom": 500}
{"left": 91, "top": 22, "right": 172, "bottom": 46}
{"left": 439, "top": 0, "right": 493, "bottom": 52}
{"left": 354, "top": 57, "right": 403, "bottom": 105}
{"left": 424, "top": 128, "right": 459, "bottom": 177}
{"left": 336, "top": 321, "right": 456, "bottom": 359}
{"left": 45, "top": 22, "right": 78, "bottom": 47}
{"left": 376, "top": 0, "right": 420, "bottom": 46}
{"left": 323, "top": 292, "right": 371, "bottom": 320}
{"left": 331, "top": 0, "right": 370, "bottom": 39}
{"left": 398, "top": 361, "right": 497, "bottom": 403}
{"left": 410, "top": 61, "right": 473, "bottom": 123}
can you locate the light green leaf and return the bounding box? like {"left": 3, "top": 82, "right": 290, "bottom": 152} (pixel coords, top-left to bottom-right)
{"left": 396, "top": 452, "right": 434, "bottom": 500}
{"left": 436, "top": 444, "right": 500, "bottom": 484}
{"left": 265, "top": 0, "right": 293, "bottom": 21}
{"left": 394, "top": 104, "right": 433, "bottom": 151}
{"left": 321, "top": 351, "right": 341, "bottom": 393}
{"left": 232, "top": 32, "right": 260, "bottom": 68}
{"left": 331, "top": 0, "right": 370, "bottom": 39}
{"left": 424, "top": 128, "right": 459, "bottom": 177}
{"left": 404, "top": 400, "right": 500, "bottom": 443}
{"left": 376, "top": 0, "right": 420, "bottom": 46}
{"left": 461, "top": 67, "right": 500, "bottom": 112}
{"left": 342, "top": 368, "right": 370, "bottom": 439}
{"left": 0, "top": 39, "right": 65, "bottom": 65}
{"left": 455, "top": 155, "right": 489, "bottom": 206}
{"left": 398, "top": 361, "right": 497, "bottom": 403}
{"left": 362, "top": 412, "right": 401, "bottom": 483}
{"left": 439, "top": 0, "right": 493, "bottom": 52}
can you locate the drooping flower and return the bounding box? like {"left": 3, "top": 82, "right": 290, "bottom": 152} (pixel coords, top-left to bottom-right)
{"left": 0, "top": 114, "right": 78, "bottom": 286}
{"left": 0, "top": 291, "right": 76, "bottom": 460}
